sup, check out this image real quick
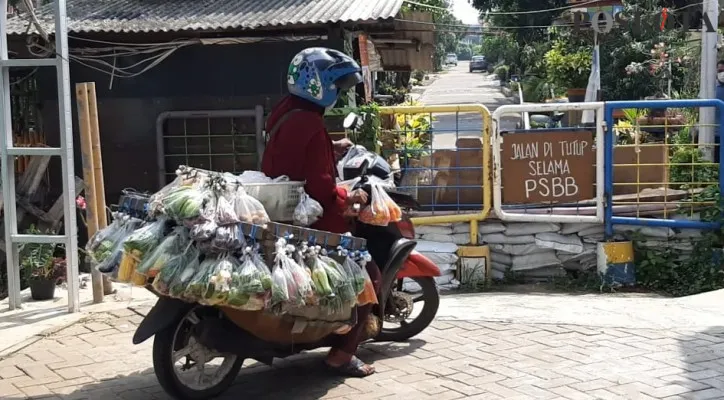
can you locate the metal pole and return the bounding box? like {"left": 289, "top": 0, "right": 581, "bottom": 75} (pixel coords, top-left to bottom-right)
{"left": 0, "top": 0, "right": 22, "bottom": 310}
{"left": 698, "top": 0, "right": 719, "bottom": 160}
{"left": 55, "top": 0, "right": 81, "bottom": 312}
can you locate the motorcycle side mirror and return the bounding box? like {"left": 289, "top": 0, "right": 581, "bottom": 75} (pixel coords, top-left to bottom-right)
{"left": 343, "top": 112, "right": 361, "bottom": 130}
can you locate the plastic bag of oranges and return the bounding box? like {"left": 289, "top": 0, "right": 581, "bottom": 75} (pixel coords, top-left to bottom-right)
{"left": 359, "top": 184, "right": 402, "bottom": 226}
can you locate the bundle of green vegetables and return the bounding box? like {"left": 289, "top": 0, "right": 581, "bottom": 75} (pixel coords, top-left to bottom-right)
{"left": 161, "top": 186, "right": 208, "bottom": 220}
{"left": 123, "top": 218, "right": 167, "bottom": 260}
{"left": 136, "top": 226, "right": 190, "bottom": 277}
{"left": 152, "top": 244, "right": 200, "bottom": 296}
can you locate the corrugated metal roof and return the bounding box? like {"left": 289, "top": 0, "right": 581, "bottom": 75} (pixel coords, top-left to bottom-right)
{"left": 5, "top": 0, "right": 403, "bottom": 35}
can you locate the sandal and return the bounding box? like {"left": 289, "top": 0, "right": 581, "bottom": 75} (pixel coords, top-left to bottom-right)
{"left": 325, "top": 356, "right": 376, "bottom": 377}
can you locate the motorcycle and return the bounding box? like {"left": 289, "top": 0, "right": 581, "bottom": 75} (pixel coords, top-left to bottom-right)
{"left": 131, "top": 116, "right": 442, "bottom": 399}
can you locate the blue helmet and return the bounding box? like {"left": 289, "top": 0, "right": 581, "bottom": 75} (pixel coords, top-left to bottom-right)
{"left": 287, "top": 47, "right": 363, "bottom": 108}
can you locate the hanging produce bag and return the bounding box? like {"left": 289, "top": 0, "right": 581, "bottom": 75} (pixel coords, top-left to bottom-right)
{"left": 293, "top": 187, "right": 323, "bottom": 227}
{"left": 359, "top": 184, "right": 401, "bottom": 226}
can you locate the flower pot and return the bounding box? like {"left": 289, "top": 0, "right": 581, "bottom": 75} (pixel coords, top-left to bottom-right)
{"left": 29, "top": 278, "right": 56, "bottom": 301}
{"left": 645, "top": 95, "right": 669, "bottom": 118}
{"left": 566, "top": 88, "right": 586, "bottom": 102}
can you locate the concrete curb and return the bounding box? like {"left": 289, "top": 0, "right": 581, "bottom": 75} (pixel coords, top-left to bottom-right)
{"left": 501, "top": 86, "right": 521, "bottom": 104}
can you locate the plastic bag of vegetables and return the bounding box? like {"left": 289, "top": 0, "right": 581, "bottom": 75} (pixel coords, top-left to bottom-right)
{"left": 234, "top": 187, "right": 270, "bottom": 225}
{"left": 153, "top": 243, "right": 200, "bottom": 297}
{"left": 86, "top": 214, "right": 124, "bottom": 263}
{"left": 293, "top": 187, "right": 323, "bottom": 227}
{"left": 184, "top": 255, "right": 238, "bottom": 305}
{"left": 190, "top": 219, "right": 217, "bottom": 241}
{"left": 211, "top": 225, "right": 245, "bottom": 252}
{"left": 123, "top": 218, "right": 168, "bottom": 259}
{"left": 136, "top": 226, "right": 190, "bottom": 278}
{"left": 96, "top": 218, "right": 144, "bottom": 277}
{"left": 319, "top": 255, "right": 356, "bottom": 304}
{"left": 161, "top": 185, "right": 210, "bottom": 221}
{"left": 224, "top": 247, "right": 272, "bottom": 310}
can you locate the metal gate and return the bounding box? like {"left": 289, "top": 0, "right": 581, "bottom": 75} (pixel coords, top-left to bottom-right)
{"left": 155, "top": 107, "right": 264, "bottom": 187}
{"left": 492, "top": 102, "right": 605, "bottom": 223}
{"left": 603, "top": 99, "right": 724, "bottom": 237}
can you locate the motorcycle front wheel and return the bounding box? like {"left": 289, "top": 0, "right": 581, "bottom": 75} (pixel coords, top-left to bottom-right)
{"left": 152, "top": 306, "right": 243, "bottom": 400}
{"left": 376, "top": 276, "right": 440, "bottom": 342}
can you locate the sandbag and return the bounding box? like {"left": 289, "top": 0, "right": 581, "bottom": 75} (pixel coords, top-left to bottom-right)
{"left": 491, "top": 243, "right": 550, "bottom": 256}
{"left": 421, "top": 233, "right": 470, "bottom": 245}
{"left": 535, "top": 232, "right": 584, "bottom": 254}
{"left": 582, "top": 234, "right": 605, "bottom": 243}
{"left": 452, "top": 222, "right": 471, "bottom": 234}
{"left": 560, "top": 223, "right": 600, "bottom": 235}
{"left": 505, "top": 222, "right": 560, "bottom": 236}
{"left": 577, "top": 225, "right": 605, "bottom": 237}
{"left": 490, "top": 251, "right": 512, "bottom": 265}
{"left": 614, "top": 225, "right": 674, "bottom": 239}
{"left": 480, "top": 233, "right": 535, "bottom": 245}
{"left": 415, "top": 224, "right": 453, "bottom": 235}
{"left": 478, "top": 222, "right": 506, "bottom": 234}
{"left": 491, "top": 269, "right": 505, "bottom": 280}
{"left": 675, "top": 229, "right": 702, "bottom": 238}
{"left": 636, "top": 240, "right": 694, "bottom": 252}
{"left": 517, "top": 267, "right": 567, "bottom": 278}
{"left": 415, "top": 240, "right": 458, "bottom": 253}
{"left": 437, "top": 263, "right": 457, "bottom": 272}
{"left": 510, "top": 251, "right": 560, "bottom": 271}
{"left": 420, "top": 251, "right": 459, "bottom": 265}
{"left": 420, "top": 233, "right": 455, "bottom": 243}
{"left": 491, "top": 261, "right": 509, "bottom": 272}
{"left": 557, "top": 249, "right": 596, "bottom": 263}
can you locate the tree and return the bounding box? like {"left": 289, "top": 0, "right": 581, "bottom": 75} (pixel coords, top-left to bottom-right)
{"left": 403, "top": 0, "right": 469, "bottom": 71}
{"left": 471, "top": 0, "right": 568, "bottom": 44}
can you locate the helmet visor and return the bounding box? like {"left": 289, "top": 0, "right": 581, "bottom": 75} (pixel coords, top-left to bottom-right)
{"left": 335, "top": 72, "right": 363, "bottom": 91}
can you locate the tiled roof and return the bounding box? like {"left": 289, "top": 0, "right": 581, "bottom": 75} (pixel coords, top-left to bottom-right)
{"left": 5, "top": 0, "right": 403, "bottom": 34}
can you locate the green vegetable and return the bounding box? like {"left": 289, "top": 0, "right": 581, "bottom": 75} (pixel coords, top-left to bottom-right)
{"left": 162, "top": 186, "right": 205, "bottom": 220}
{"left": 123, "top": 219, "right": 166, "bottom": 256}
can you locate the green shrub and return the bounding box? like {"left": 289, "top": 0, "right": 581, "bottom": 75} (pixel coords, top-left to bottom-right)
{"left": 494, "top": 65, "right": 509, "bottom": 81}
{"left": 544, "top": 41, "right": 591, "bottom": 89}
{"left": 412, "top": 70, "right": 426, "bottom": 81}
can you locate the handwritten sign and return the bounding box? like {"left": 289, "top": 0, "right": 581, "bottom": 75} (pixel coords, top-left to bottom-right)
{"left": 501, "top": 131, "right": 594, "bottom": 204}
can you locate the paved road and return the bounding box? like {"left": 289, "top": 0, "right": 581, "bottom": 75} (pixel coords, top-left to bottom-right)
{"left": 416, "top": 62, "right": 519, "bottom": 149}
{"left": 3, "top": 290, "right": 724, "bottom": 399}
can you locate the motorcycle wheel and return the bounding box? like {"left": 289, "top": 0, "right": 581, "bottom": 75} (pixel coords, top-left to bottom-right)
{"left": 152, "top": 307, "right": 244, "bottom": 400}
{"left": 376, "top": 277, "right": 439, "bottom": 342}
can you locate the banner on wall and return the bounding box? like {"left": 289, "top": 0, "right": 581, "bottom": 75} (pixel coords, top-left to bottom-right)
{"left": 358, "top": 34, "right": 372, "bottom": 103}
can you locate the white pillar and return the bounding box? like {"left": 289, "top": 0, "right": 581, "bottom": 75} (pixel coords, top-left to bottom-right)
{"left": 698, "top": 0, "right": 719, "bottom": 160}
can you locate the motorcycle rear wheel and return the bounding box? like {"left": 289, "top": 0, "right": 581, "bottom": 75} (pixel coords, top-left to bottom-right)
{"left": 376, "top": 276, "right": 439, "bottom": 342}
{"left": 152, "top": 307, "right": 243, "bottom": 400}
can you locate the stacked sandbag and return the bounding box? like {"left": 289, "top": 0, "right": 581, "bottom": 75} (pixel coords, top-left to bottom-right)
{"left": 408, "top": 224, "right": 461, "bottom": 291}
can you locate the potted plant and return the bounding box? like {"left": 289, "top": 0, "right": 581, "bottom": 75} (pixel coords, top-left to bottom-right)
{"left": 19, "top": 226, "right": 65, "bottom": 300}
{"left": 544, "top": 41, "right": 592, "bottom": 102}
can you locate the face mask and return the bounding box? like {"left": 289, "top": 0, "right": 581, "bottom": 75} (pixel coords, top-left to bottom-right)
{"left": 718, "top": 72, "right": 724, "bottom": 82}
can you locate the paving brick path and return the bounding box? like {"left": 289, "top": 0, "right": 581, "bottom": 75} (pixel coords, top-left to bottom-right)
{"left": 1, "top": 306, "right": 724, "bottom": 399}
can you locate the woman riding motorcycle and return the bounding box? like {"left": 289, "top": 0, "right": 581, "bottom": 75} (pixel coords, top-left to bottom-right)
{"left": 261, "top": 47, "right": 377, "bottom": 377}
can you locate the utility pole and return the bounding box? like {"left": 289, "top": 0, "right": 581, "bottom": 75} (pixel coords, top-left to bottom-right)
{"left": 698, "top": 0, "right": 719, "bottom": 160}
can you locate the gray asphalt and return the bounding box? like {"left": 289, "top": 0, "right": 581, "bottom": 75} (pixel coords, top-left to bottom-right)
{"left": 417, "top": 62, "right": 520, "bottom": 149}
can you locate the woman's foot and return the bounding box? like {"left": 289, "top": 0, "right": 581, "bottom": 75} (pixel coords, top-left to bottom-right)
{"left": 325, "top": 350, "right": 375, "bottom": 377}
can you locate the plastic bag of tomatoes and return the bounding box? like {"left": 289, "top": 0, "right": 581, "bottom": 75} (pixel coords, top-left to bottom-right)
{"left": 358, "top": 184, "right": 402, "bottom": 226}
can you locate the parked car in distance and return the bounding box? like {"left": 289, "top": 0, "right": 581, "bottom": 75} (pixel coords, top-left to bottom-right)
{"left": 469, "top": 56, "right": 488, "bottom": 72}
{"left": 445, "top": 53, "right": 458, "bottom": 66}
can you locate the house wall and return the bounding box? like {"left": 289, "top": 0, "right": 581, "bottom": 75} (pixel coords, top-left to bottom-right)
{"left": 31, "top": 35, "right": 343, "bottom": 203}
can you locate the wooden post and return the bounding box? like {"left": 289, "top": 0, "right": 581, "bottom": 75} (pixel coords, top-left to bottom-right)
{"left": 85, "top": 83, "right": 114, "bottom": 295}
{"left": 75, "top": 83, "right": 104, "bottom": 303}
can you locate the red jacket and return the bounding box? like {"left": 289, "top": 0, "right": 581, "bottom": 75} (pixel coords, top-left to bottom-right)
{"left": 261, "top": 95, "right": 349, "bottom": 233}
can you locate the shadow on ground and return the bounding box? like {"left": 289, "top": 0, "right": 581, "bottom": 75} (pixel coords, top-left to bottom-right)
{"left": 5, "top": 340, "right": 427, "bottom": 400}
{"left": 679, "top": 326, "right": 724, "bottom": 397}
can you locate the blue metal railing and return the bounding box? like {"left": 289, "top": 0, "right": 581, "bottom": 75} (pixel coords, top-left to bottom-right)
{"left": 603, "top": 99, "right": 724, "bottom": 237}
